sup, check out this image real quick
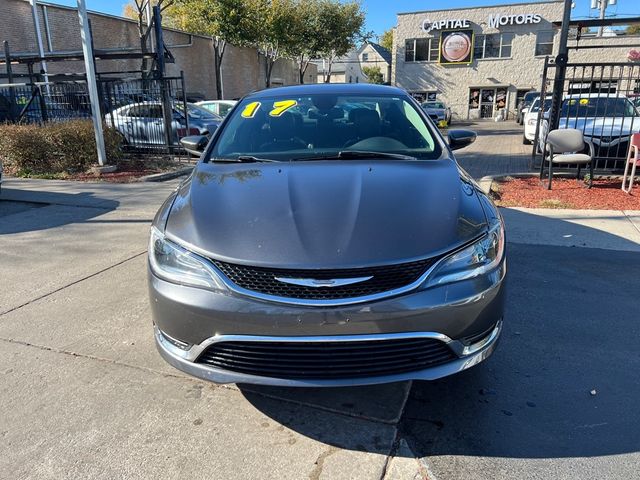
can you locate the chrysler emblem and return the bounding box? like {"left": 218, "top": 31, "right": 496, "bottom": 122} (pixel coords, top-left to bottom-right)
{"left": 274, "top": 276, "right": 373, "bottom": 288}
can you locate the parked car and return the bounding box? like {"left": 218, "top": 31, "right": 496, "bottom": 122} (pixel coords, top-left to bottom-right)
{"left": 105, "top": 101, "right": 222, "bottom": 146}
{"left": 421, "top": 100, "right": 452, "bottom": 126}
{"left": 523, "top": 95, "right": 552, "bottom": 144}
{"left": 516, "top": 91, "right": 539, "bottom": 125}
{"left": 537, "top": 93, "right": 640, "bottom": 158}
{"left": 196, "top": 100, "right": 237, "bottom": 118}
{"left": 148, "top": 83, "right": 506, "bottom": 387}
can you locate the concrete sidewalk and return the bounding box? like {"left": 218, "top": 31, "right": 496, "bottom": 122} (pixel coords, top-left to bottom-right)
{"left": 1, "top": 177, "right": 639, "bottom": 480}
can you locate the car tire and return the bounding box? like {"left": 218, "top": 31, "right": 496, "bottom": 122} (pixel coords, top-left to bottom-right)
{"left": 522, "top": 136, "right": 531, "bottom": 145}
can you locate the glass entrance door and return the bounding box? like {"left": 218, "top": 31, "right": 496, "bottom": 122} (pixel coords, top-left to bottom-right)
{"left": 480, "top": 89, "right": 495, "bottom": 118}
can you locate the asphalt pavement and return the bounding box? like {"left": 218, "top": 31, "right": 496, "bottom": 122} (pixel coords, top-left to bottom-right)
{"left": 1, "top": 175, "right": 639, "bottom": 480}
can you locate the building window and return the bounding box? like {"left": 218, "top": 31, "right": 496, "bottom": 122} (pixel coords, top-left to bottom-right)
{"left": 349, "top": 76, "right": 352, "bottom": 83}
{"left": 404, "top": 37, "right": 440, "bottom": 62}
{"left": 535, "top": 31, "right": 554, "bottom": 56}
{"left": 474, "top": 33, "right": 513, "bottom": 59}
{"left": 362, "top": 53, "right": 368, "bottom": 61}
{"left": 634, "top": 79, "right": 640, "bottom": 94}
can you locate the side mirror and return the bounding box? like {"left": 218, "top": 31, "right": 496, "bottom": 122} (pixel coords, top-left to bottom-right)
{"left": 180, "top": 135, "right": 208, "bottom": 156}
{"left": 448, "top": 129, "right": 477, "bottom": 151}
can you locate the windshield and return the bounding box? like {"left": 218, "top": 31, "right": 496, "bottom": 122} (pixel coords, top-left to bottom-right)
{"left": 523, "top": 92, "right": 539, "bottom": 105}
{"left": 176, "top": 103, "right": 221, "bottom": 121}
{"left": 423, "top": 102, "right": 445, "bottom": 109}
{"left": 560, "top": 97, "right": 638, "bottom": 118}
{"left": 209, "top": 93, "right": 442, "bottom": 161}
{"left": 530, "top": 97, "right": 552, "bottom": 113}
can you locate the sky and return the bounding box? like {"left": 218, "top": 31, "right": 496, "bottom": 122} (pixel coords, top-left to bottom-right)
{"left": 48, "top": 0, "right": 639, "bottom": 38}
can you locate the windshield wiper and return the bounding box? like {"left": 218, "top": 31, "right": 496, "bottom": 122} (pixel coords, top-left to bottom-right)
{"left": 210, "top": 155, "right": 278, "bottom": 163}
{"left": 293, "top": 150, "right": 417, "bottom": 161}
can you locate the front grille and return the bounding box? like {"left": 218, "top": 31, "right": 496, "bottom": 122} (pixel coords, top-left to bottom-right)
{"left": 196, "top": 338, "right": 457, "bottom": 379}
{"left": 429, "top": 114, "right": 439, "bottom": 121}
{"left": 210, "top": 258, "right": 437, "bottom": 300}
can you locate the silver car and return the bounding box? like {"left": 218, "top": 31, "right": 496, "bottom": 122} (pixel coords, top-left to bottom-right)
{"left": 421, "top": 101, "right": 452, "bottom": 126}
{"left": 149, "top": 84, "right": 506, "bottom": 387}
{"left": 106, "top": 101, "right": 221, "bottom": 147}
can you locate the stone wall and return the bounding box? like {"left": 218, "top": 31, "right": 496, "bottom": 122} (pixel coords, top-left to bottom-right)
{"left": 393, "top": 0, "right": 639, "bottom": 120}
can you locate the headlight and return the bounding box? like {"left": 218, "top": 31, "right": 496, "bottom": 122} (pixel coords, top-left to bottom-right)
{"left": 148, "top": 227, "right": 225, "bottom": 290}
{"left": 527, "top": 119, "right": 537, "bottom": 126}
{"left": 425, "top": 222, "right": 505, "bottom": 287}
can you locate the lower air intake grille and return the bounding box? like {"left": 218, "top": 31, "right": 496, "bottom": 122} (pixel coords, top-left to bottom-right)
{"left": 196, "top": 338, "right": 457, "bottom": 379}
{"left": 210, "top": 258, "right": 436, "bottom": 300}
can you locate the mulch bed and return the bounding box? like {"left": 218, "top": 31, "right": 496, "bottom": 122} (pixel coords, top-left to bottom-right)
{"left": 491, "top": 176, "right": 640, "bottom": 210}
{"left": 22, "top": 158, "right": 191, "bottom": 183}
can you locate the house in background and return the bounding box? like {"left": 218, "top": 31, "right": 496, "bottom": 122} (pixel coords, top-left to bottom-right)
{"left": 313, "top": 42, "right": 392, "bottom": 84}
{"left": 359, "top": 43, "right": 392, "bottom": 84}
{"left": 314, "top": 50, "right": 365, "bottom": 84}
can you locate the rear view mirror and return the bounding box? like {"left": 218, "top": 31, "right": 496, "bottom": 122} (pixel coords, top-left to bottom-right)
{"left": 180, "top": 135, "right": 208, "bottom": 156}
{"left": 448, "top": 129, "right": 477, "bottom": 151}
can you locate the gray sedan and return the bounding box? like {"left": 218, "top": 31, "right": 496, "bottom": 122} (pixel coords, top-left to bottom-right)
{"left": 149, "top": 84, "right": 505, "bottom": 387}
{"left": 106, "top": 101, "right": 221, "bottom": 147}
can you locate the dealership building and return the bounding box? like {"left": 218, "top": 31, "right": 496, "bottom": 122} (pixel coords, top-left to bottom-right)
{"left": 392, "top": 0, "right": 640, "bottom": 120}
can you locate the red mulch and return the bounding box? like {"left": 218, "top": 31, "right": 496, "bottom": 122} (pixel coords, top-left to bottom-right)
{"left": 492, "top": 177, "right": 640, "bottom": 210}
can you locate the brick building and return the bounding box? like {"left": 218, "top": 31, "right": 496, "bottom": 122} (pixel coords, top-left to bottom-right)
{"left": 1, "top": 0, "right": 316, "bottom": 100}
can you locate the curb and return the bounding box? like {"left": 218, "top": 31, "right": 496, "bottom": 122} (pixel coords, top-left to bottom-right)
{"left": 141, "top": 166, "right": 194, "bottom": 182}
{"left": 477, "top": 172, "right": 536, "bottom": 195}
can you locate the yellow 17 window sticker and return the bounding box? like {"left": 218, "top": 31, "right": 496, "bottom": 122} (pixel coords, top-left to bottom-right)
{"left": 240, "top": 100, "right": 298, "bottom": 119}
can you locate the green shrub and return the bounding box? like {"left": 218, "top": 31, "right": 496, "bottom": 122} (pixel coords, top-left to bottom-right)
{"left": 0, "top": 120, "right": 122, "bottom": 176}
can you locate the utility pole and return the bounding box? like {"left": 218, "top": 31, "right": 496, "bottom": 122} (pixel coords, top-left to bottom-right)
{"left": 29, "top": 0, "right": 49, "bottom": 91}
{"left": 77, "top": 0, "right": 107, "bottom": 166}
{"left": 598, "top": 0, "right": 607, "bottom": 36}
{"left": 548, "top": 0, "right": 573, "bottom": 132}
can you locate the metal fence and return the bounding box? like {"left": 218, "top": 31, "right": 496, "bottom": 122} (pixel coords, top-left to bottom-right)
{"left": 532, "top": 60, "right": 640, "bottom": 172}
{"left": 0, "top": 75, "right": 191, "bottom": 154}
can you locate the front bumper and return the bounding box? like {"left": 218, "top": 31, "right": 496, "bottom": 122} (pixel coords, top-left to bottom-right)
{"left": 149, "top": 259, "right": 505, "bottom": 386}
{"left": 154, "top": 320, "right": 502, "bottom": 387}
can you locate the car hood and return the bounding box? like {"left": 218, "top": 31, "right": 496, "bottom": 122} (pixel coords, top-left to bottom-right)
{"left": 559, "top": 116, "right": 640, "bottom": 136}
{"left": 164, "top": 160, "right": 488, "bottom": 268}
{"left": 424, "top": 108, "right": 446, "bottom": 116}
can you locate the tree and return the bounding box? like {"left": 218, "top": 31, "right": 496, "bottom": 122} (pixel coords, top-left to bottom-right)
{"left": 316, "top": 1, "right": 367, "bottom": 83}
{"left": 379, "top": 28, "right": 393, "bottom": 53}
{"left": 627, "top": 24, "right": 640, "bottom": 35}
{"left": 167, "top": 0, "right": 257, "bottom": 99}
{"left": 122, "top": 0, "right": 175, "bottom": 76}
{"left": 285, "top": 0, "right": 324, "bottom": 84}
{"left": 249, "top": 0, "right": 299, "bottom": 88}
{"left": 362, "top": 66, "right": 384, "bottom": 84}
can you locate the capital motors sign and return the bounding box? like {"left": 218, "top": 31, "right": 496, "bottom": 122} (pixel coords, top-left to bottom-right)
{"left": 422, "top": 13, "right": 542, "bottom": 32}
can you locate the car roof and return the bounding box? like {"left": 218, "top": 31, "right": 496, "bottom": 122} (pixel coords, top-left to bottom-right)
{"left": 244, "top": 83, "right": 408, "bottom": 100}
{"left": 197, "top": 100, "right": 237, "bottom": 105}
{"left": 565, "top": 93, "right": 628, "bottom": 99}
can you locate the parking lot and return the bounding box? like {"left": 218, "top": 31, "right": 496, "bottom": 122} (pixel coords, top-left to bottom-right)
{"left": 1, "top": 124, "right": 640, "bottom": 480}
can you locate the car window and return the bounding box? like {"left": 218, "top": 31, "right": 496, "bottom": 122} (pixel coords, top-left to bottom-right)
{"left": 218, "top": 103, "right": 235, "bottom": 116}
{"left": 523, "top": 92, "right": 539, "bottom": 104}
{"left": 199, "top": 103, "right": 217, "bottom": 113}
{"left": 177, "top": 103, "right": 221, "bottom": 121}
{"left": 561, "top": 97, "right": 638, "bottom": 117}
{"left": 210, "top": 93, "right": 442, "bottom": 161}
{"left": 530, "top": 98, "right": 552, "bottom": 113}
